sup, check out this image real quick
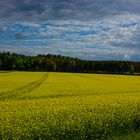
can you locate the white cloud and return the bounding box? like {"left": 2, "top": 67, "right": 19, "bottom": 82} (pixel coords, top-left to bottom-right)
{"left": 1, "top": 13, "right": 140, "bottom": 61}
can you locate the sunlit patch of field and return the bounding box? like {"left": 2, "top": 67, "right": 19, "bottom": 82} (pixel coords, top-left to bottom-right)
{"left": 0, "top": 72, "right": 140, "bottom": 139}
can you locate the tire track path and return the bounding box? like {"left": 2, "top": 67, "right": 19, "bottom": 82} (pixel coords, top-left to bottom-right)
{"left": 0, "top": 73, "right": 49, "bottom": 100}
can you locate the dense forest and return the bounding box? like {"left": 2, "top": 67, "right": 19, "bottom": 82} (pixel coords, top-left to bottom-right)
{"left": 0, "top": 52, "right": 140, "bottom": 75}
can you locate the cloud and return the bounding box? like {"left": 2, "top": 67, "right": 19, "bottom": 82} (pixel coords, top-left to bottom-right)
{"left": 0, "top": 13, "right": 140, "bottom": 61}
{"left": 0, "top": 28, "right": 4, "bottom": 34}
{"left": 14, "top": 33, "right": 26, "bottom": 39}
{"left": 0, "top": 0, "right": 140, "bottom": 22}
{"left": 0, "top": 0, "right": 140, "bottom": 61}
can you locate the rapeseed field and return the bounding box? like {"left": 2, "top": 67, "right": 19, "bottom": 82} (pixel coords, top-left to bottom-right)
{"left": 0, "top": 72, "right": 140, "bottom": 139}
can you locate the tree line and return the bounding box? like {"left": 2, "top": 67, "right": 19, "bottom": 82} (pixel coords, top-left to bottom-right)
{"left": 0, "top": 52, "right": 140, "bottom": 75}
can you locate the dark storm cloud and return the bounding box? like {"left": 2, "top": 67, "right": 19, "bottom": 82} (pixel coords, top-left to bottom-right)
{"left": 14, "top": 32, "right": 26, "bottom": 39}
{"left": 0, "top": 28, "right": 4, "bottom": 34}
{"left": 0, "top": 0, "right": 140, "bottom": 22}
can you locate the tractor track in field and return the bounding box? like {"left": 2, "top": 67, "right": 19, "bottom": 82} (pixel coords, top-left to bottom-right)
{"left": 76, "top": 74, "right": 114, "bottom": 83}
{"left": 0, "top": 72, "right": 49, "bottom": 100}
{"left": 20, "top": 90, "right": 140, "bottom": 100}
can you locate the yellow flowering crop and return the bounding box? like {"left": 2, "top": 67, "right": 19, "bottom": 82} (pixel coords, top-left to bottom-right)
{"left": 0, "top": 72, "right": 140, "bottom": 139}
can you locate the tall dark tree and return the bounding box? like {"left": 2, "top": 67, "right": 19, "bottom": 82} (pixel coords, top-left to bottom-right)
{"left": 0, "top": 52, "right": 140, "bottom": 75}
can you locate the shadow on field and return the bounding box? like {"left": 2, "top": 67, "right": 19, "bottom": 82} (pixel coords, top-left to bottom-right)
{"left": 0, "top": 73, "right": 49, "bottom": 100}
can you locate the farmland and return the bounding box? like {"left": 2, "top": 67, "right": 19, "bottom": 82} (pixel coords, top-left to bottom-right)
{"left": 0, "top": 72, "right": 140, "bottom": 139}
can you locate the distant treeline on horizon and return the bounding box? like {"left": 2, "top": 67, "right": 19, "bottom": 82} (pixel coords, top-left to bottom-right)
{"left": 0, "top": 52, "right": 140, "bottom": 75}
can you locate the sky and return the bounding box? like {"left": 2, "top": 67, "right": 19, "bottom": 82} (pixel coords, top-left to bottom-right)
{"left": 0, "top": 0, "right": 140, "bottom": 61}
